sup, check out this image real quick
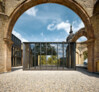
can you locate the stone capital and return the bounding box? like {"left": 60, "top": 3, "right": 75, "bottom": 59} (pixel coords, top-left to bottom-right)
{"left": 3, "top": 38, "right": 13, "bottom": 50}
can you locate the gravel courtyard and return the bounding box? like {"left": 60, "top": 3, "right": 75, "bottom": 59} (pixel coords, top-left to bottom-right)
{"left": 0, "top": 67, "right": 99, "bottom": 92}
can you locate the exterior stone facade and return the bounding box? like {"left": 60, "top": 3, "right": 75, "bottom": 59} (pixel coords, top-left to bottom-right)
{"left": 0, "top": 0, "right": 99, "bottom": 73}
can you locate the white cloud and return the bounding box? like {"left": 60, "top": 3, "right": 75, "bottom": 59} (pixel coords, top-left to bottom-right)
{"left": 12, "top": 30, "right": 28, "bottom": 42}
{"left": 47, "top": 23, "right": 56, "bottom": 31}
{"left": 72, "top": 21, "right": 84, "bottom": 33}
{"left": 47, "top": 20, "right": 70, "bottom": 33}
{"left": 25, "top": 7, "right": 38, "bottom": 16}
{"left": 47, "top": 20, "right": 85, "bottom": 34}
{"left": 38, "top": 16, "right": 62, "bottom": 24}
{"left": 56, "top": 21, "right": 70, "bottom": 34}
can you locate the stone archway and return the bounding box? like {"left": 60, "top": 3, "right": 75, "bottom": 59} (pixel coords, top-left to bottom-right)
{"left": 6, "top": 0, "right": 94, "bottom": 39}
{"left": 71, "top": 28, "right": 95, "bottom": 72}
{"left": 71, "top": 28, "right": 88, "bottom": 42}
{"left": 76, "top": 44, "right": 88, "bottom": 66}
{"left": 0, "top": 0, "right": 96, "bottom": 73}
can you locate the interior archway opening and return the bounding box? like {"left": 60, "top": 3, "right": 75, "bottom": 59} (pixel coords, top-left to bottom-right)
{"left": 76, "top": 36, "right": 88, "bottom": 69}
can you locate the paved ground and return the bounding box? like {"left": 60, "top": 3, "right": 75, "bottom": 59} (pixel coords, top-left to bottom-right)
{"left": 0, "top": 67, "right": 99, "bottom": 92}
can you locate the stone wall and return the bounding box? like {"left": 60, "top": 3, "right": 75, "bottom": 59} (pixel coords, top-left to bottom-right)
{"left": 91, "top": 15, "right": 99, "bottom": 72}
{"left": 75, "top": 0, "right": 94, "bottom": 17}
{"left": 3, "top": 0, "right": 94, "bottom": 17}
{"left": 0, "top": 14, "right": 9, "bottom": 73}
{"left": 0, "top": 0, "right": 99, "bottom": 73}
{"left": 5, "top": 0, "right": 25, "bottom": 16}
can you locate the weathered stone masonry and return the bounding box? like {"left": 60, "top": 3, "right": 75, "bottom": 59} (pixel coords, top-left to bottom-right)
{"left": 0, "top": 0, "right": 99, "bottom": 73}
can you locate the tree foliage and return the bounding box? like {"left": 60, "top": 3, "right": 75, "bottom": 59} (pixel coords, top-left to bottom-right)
{"left": 41, "top": 55, "right": 58, "bottom": 65}
{"left": 31, "top": 43, "right": 57, "bottom": 55}
{"left": 83, "top": 51, "right": 88, "bottom": 60}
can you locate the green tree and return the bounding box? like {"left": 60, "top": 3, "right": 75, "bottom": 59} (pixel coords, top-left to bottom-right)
{"left": 31, "top": 43, "right": 57, "bottom": 55}
{"left": 41, "top": 55, "right": 46, "bottom": 64}
{"left": 47, "top": 57, "right": 53, "bottom": 65}
{"left": 47, "top": 55, "right": 57, "bottom": 65}
{"left": 83, "top": 51, "right": 88, "bottom": 60}
{"left": 51, "top": 55, "right": 57, "bottom": 64}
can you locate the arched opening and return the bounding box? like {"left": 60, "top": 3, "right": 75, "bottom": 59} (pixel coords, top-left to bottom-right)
{"left": 70, "top": 28, "right": 94, "bottom": 71}
{"left": 76, "top": 36, "right": 88, "bottom": 68}
{"left": 11, "top": 3, "right": 84, "bottom": 70}
{"left": 77, "top": 36, "right": 87, "bottom": 42}
{"left": 4, "top": 0, "right": 94, "bottom": 72}
{"left": 12, "top": 3, "right": 85, "bottom": 42}
{"left": 6, "top": 0, "right": 94, "bottom": 38}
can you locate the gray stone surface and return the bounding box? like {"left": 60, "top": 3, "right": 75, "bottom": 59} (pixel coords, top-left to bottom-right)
{"left": 0, "top": 67, "right": 99, "bottom": 92}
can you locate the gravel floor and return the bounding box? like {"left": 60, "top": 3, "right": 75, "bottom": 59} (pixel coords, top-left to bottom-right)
{"left": 0, "top": 67, "right": 99, "bottom": 92}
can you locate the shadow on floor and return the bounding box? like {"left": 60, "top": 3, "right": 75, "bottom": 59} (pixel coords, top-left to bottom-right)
{"left": 76, "top": 67, "right": 99, "bottom": 78}
{"left": 11, "top": 66, "right": 23, "bottom": 72}
{"left": 11, "top": 66, "right": 99, "bottom": 78}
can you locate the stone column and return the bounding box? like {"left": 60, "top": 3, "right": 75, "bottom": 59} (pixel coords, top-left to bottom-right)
{"left": 23, "top": 43, "right": 30, "bottom": 70}
{"left": 80, "top": 51, "right": 84, "bottom": 65}
{"left": 91, "top": 14, "right": 99, "bottom": 72}
{"left": 21, "top": 50, "right": 23, "bottom": 66}
{"left": 87, "top": 42, "right": 94, "bottom": 72}
{"left": 3, "top": 38, "right": 13, "bottom": 72}
{"left": 81, "top": 53, "right": 84, "bottom": 64}
{"left": 0, "top": 14, "right": 10, "bottom": 73}
{"left": 76, "top": 52, "right": 78, "bottom": 65}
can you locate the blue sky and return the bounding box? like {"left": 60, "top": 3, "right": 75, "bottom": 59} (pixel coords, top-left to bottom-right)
{"left": 12, "top": 3, "right": 87, "bottom": 42}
